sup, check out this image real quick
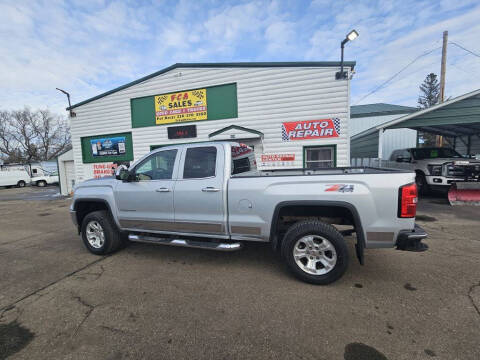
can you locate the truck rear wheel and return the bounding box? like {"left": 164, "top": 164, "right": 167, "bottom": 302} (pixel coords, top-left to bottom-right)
{"left": 17, "top": 180, "right": 26, "bottom": 188}
{"left": 81, "top": 210, "right": 123, "bottom": 255}
{"left": 281, "top": 220, "right": 349, "bottom": 285}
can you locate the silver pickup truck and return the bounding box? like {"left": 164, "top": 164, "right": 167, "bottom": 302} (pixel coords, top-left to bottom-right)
{"left": 70, "top": 142, "right": 427, "bottom": 284}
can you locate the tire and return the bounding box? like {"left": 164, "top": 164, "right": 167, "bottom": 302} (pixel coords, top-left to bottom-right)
{"left": 37, "top": 180, "right": 47, "bottom": 187}
{"left": 281, "top": 220, "right": 349, "bottom": 285}
{"left": 415, "top": 173, "right": 430, "bottom": 195}
{"left": 81, "top": 210, "right": 123, "bottom": 255}
{"left": 17, "top": 180, "right": 26, "bottom": 188}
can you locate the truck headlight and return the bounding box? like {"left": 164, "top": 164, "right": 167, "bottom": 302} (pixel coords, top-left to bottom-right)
{"left": 427, "top": 165, "right": 442, "bottom": 176}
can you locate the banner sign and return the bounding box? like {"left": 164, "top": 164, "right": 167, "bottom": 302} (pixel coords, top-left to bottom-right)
{"left": 260, "top": 154, "right": 295, "bottom": 162}
{"left": 167, "top": 125, "right": 197, "bottom": 139}
{"left": 282, "top": 118, "right": 340, "bottom": 141}
{"left": 90, "top": 136, "right": 126, "bottom": 157}
{"left": 231, "top": 144, "right": 253, "bottom": 158}
{"left": 155, "top": 89, "right": 207, "bottom": 125}
{"left": 93, "top": 163, "right": 116, "bottom": 178}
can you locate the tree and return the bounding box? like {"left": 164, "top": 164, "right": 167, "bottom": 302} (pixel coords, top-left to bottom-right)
{"left": 417, "top": 73, "right": 440, "bottom": 108}
{"left": 0, "top": 108, "right": 71, "bottom": 163}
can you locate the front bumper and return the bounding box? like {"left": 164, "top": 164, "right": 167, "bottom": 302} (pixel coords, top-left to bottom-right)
{"left": 396, "top": 224, "right": 428, "bottom": 252}
{"left": 425, "top": 175, "right": 464, "bottom": 186}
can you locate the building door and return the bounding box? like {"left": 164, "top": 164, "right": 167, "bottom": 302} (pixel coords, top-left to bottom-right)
{"left": 304, "top": 146, "right": 336, "bottom": 169}
{"left": 173, "top": 144, "right": 227, "bottom": 236}
{"left": 114, "top": 149, "right": 178, "bottom": 231}
{"left": 65, "top": 161, "right": 75, "bottom": 194}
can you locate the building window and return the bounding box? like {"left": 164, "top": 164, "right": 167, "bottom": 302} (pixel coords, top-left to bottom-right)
{"left": 304, "top": 146, "right": 335, "bottom": 169}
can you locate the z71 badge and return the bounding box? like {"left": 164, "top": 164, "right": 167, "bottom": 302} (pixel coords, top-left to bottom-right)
{"left": 324, "top": 184, "right": 354, "bottom": 193}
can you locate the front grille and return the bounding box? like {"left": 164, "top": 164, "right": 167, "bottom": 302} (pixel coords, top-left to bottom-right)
{"left": 447, "top": 164, "right": 480, "bottom": 181}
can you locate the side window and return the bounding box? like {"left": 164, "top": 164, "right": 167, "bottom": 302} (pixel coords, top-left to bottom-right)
{"left": 183, "top": 147, "right": 217, "bottom": 179}
{"left": 390, "top": 150, "right": 399, "bottom": 161}
{"left": 135, "top": 149, "right": 177, "bottom": 181}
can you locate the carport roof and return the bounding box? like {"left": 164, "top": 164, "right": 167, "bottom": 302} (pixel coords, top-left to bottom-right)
{"left": 377, "top": 88, "right": 480, "bottom": 137}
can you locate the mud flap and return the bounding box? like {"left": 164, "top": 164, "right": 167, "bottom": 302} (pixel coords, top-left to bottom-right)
{"left": 448, "top": 182, "right": 480, "bottom": 206}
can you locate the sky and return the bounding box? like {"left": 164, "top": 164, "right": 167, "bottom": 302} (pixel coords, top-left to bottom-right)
{"left": 1, "top": 0, "right": 480, "bottom": 116}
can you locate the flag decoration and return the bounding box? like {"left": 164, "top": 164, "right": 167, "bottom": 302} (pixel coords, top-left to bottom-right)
{"left": 282, "top": 118, "right": 341, "bottom": 141}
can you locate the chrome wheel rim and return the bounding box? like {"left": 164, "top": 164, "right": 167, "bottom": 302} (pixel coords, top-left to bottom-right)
{"left": 86, "top": 221, "right": 105, "bottom": 249}
{"left": 293, "top": 235, "right": 337, "bottom": 275}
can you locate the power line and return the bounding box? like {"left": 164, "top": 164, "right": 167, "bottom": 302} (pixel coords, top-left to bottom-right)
{"left": 353, "top": 46, "right": 442, "bottom": 105}
{"left": 449, "top": 41, "right": 480, "bottom": 59}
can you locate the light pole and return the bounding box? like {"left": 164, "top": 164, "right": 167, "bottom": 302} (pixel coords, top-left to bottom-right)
{"left": 56, "top": 88, "right": 76, "bottom": 117}
{"left": 335, "top": 29, "right": 359, "bottom": 80}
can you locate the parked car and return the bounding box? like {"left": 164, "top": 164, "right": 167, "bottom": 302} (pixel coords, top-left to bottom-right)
{"left": 0, "top": 169, "right": 31, "bottom": 188}
{"left": 388, "top": 147, "right": 480, "bottom": 193}
{"left": 70, "top": 142, "right": 427, "bottom": 285}
{"left": 32, "top": 172, "right": 59, "bottom": 187}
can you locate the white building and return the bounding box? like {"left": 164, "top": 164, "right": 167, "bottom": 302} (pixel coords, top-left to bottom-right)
{"left": 67, "top": 62, "right": 355, "bottom": 183}
{"left": 349, "top": 103, "right": 417, "bottom": 164}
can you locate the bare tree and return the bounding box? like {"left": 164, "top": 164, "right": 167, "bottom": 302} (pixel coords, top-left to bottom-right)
{"left": 0, "top": 108, "right": 71, "bottom": 163}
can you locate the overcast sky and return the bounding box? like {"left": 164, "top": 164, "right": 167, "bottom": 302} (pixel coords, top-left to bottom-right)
{"left": 1, "top": 0, "right": 479, "bottom": 115}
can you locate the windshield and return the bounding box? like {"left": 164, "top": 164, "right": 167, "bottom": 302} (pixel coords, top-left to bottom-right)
{"left": 411, "top": 148, "right": 462, "bottom": 160}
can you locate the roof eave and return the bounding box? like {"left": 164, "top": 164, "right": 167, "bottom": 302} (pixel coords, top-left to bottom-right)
{"left": 67, "top": 61, "right": 356, "bottom": 110}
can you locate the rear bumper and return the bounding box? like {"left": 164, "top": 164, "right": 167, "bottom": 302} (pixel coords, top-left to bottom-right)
{"left": 396, "top": 224, "right": 428, "bottom": 252}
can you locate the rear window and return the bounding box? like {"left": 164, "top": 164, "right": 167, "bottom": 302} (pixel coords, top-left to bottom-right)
{"left": 231, "top": 144, "right": 256, "bottom": 175}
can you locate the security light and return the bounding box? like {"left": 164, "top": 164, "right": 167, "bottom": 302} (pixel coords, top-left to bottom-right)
{"left": 56, "top": 88, "right": 76, "bottom": 117}
{"left": 347, "top": 30, "right": 359, "bottom": 42}
{"left": 336, "top": 29, "right": 359, "bottom": 80}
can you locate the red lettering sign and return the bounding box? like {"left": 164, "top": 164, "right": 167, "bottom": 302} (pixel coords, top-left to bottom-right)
{"left": 282, "top": 118, "right": 341, "bottom": 141}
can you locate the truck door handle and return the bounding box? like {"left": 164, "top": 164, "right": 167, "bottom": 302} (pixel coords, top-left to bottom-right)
{"left": 202, "top": 187, "right": 220, "bottom": 192}
{"left": 156, "top": 187, "right": 170, "bottom": 192}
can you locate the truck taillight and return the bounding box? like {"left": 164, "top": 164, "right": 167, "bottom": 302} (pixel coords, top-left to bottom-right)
{"left": 398, "top": 183, "right": 417, "bottom": 218}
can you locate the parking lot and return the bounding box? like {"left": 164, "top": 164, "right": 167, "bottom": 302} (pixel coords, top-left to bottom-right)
{"left": 0, "top": 187, "right": 479, "bottom": 360}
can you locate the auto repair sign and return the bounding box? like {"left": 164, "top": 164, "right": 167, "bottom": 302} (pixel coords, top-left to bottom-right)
{"left": 282, "top": 118, "right": 341, "bottom": 141}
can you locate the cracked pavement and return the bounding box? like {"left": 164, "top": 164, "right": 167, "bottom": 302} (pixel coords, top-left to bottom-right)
{"left": 0, "top": 191, "right": 479, "bottom": 359}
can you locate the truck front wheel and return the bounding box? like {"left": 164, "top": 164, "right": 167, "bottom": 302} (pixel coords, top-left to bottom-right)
{"left": 81, "top": 210, "right": 123, "bottom": 255}
{"left": 281, "top": 220, "right": 349, "bottom": 285}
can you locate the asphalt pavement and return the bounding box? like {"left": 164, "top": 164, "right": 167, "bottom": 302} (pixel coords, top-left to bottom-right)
{"left": 0, "top": 188, "right": 479, "bottom": 359}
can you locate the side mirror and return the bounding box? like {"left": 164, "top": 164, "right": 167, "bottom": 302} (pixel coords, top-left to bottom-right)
{"left": 115, "top": 165, "right": 130, "bottom": 181}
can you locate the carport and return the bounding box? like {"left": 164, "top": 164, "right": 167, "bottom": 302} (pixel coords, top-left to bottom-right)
{"left": 351, "top": 88, "right": 480, "bottom": 161}
{"left": 377, "top": 88, "right": 480, "bottom": 157}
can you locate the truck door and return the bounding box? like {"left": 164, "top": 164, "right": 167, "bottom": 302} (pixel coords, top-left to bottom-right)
{"left": 173, "top": 144, "right": 227, "bottom": 236}
{"left": 114, "top": 149, "right": 178, "bottom": 232}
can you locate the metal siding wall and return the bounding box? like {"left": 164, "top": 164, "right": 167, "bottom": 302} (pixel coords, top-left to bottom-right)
{"left": 381, "top": 128, "right": 417, "bottom": 159}
{"left": 350, "top": 114, "right": 400, "bottom": 136}
{"left": 70, "top": 67, "right": 350, "bottom": 182}
{"left": 350, "top": 131, "right": 379, "bottom": 158}
{"left": 349, "top": 113, "right": 417, "bottom": 160}
{"left": 454, "top": 136, "right": 480, "bottom": 156}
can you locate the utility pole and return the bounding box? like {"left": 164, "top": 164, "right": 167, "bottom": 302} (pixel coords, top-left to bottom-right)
{"left": 438, "top": 30, "right": 448, "bottom": 147}
{"left": 439, "top": 30, "right": 448, "bottom": 103}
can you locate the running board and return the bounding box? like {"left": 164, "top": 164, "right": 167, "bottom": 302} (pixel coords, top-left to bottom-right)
{"left": 128, "top": 234, "right": 243, "bottom": 252}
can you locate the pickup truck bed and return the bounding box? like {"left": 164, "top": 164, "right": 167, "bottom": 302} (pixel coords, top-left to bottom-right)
{"left": 70, "top": 141, "right": 427, "bottom": 284}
